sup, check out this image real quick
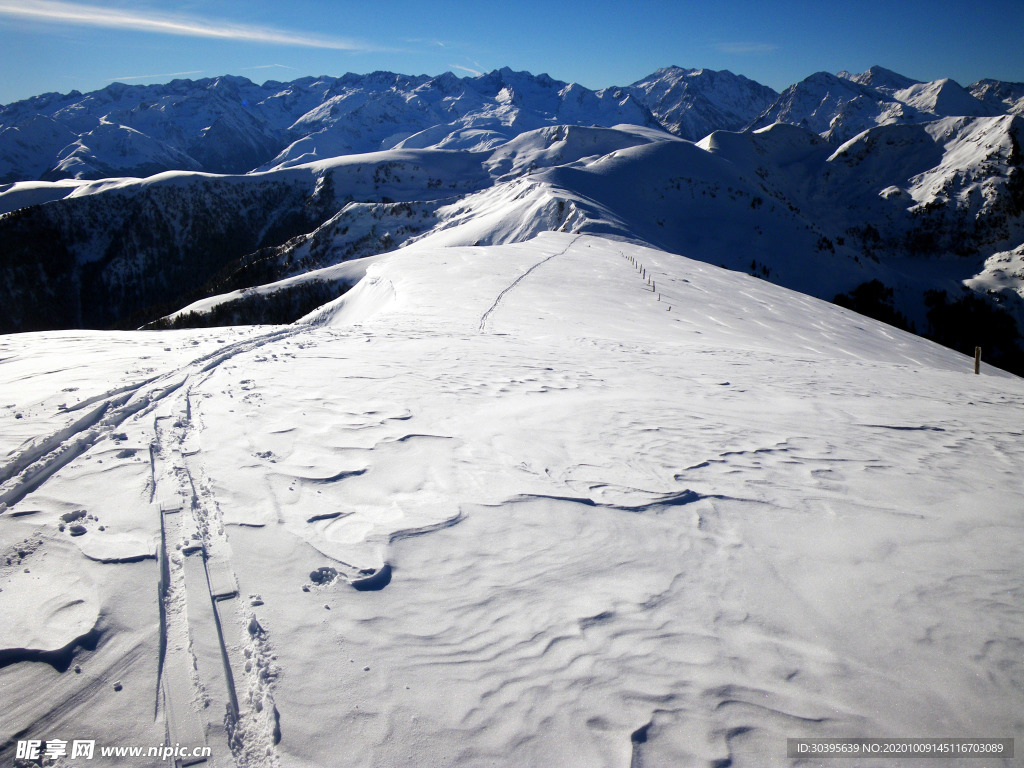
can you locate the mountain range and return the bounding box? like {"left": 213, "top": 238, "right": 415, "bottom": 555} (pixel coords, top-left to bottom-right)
{"left": 2, "top": 67, "right": 1024, "bottom": 767}
{"left": 3, "top": 64, "right": 1022, "bottom": 183}
{"left": 1, "top": 65, "right": 1023, "bottom": 374}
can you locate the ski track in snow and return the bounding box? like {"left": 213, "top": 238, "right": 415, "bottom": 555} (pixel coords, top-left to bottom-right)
{"left": 478, "top": 235, "right": 581, "bottom": 333}
{"left": 0, "top": 327, "right": 298, "bottom": 510}
{"left": 0, "top": 325, "right": 302, "bottom": 765}
{"left": 1, "top": 234, "right": 1022, "bottom": 767}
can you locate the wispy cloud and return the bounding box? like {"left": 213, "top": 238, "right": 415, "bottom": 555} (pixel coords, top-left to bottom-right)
{"left": 714, "top": 42, "right": 779, "bottom": 55}
{"left": 112, "top": 69, "right": 203, "bottom": 81}
{"left": 0, "top": 0, "right": 376, "bottom": 50}
{"left": 405, "top": 37, "right": 450, "bottom": 49}
{"left": 451, "top": 64, "right": 483, "bottom": 77}
{"left": 241, "top": 64, "right": 300, "bottom": 71}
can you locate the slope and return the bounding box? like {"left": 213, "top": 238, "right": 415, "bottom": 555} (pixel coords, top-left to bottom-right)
{"left": 0, "top": 233, "right": 1022, "bottom": 768}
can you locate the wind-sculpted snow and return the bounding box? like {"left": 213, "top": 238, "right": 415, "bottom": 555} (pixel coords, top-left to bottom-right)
{"left": 0, "top": 538, "right": 100, "bottom": 669}
{"left": 1, "top": 235, "right": 1022, "bottom": 767}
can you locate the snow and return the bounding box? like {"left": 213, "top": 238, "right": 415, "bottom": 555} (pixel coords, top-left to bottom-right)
{"left": 4, "top": 109, "right": 1023, "bottom": 376}
{"left": 970, "top": 78, "right": 1024, "bottom": 117}
{"left": 895, "top": 79, "right": 992, "bottom": 119}
{"left": 3, "top": 61, "right": 1024, "bottom": 766}
{"left": 50, "top": 122, "right": 203, "bottom": 179}
{"left": 483, "top": 123, "right": 672, "bottom": 181}
{"left": 76, "top": 110, "right": 1015, "bottom": 346}
{"left": 838, "top": 66, "right": 921, "bottom": 95}
{"left": 248, "top": 69, "right": 662, "bottom": 172}
{"left": 0, "top": 178, "right": 85, "bottom": 215}
{"left": 754, "top": 70, "right": 996, "bottom": 145}
{"left": 1, "top": 233, "right": 1022, "bottom": 767}
{"left": 167, "top": 256, "right": 373, "bottom": 321}
{"left": 0, "top": 537, "right": 99, "bottom": 657}
{"left": 625, "top": 66, "right": 779, "bottom": 140}
{"left": 964, "top": 243, "right": 1024, "bottom": 301}
{"left": 3, "top": 64, "right": 1024, "bottom": 191}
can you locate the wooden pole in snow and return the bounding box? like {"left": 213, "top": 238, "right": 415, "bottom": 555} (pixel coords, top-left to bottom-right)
{"left": 974, "top": 346, "right": 981, "bottom": 374}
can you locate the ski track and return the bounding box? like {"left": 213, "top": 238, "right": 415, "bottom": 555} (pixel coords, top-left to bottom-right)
{"left": 478, "top": 235, "right": 581, "bottom": 333}
{"left": 0, "top": 327, "right": 300, "bottom": 513}
{"left": 0, "top": 325, "right": 303, "bottom": 766}
{"left": 146, "top": 325, "right": 301, "bottom": 766}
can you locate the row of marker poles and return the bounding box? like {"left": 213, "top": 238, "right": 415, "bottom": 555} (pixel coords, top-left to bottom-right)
{"left": 626, "top": 253, "right": 986, "bottom": 369}
{"left": 625, "top": 252, "right": 671, "bottom": 311}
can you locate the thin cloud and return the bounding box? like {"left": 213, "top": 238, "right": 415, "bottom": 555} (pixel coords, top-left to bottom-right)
{"left": 241, "top": 64, "right": 300, "bottom": 71}
{"left": 112, "top": 69, "right": 203, "bottom": 81}
{"left": 451, "top": 64, "right": 483, "bottom": 77}
{"left": 714, "top": 42, "right": 780, "bottom": 55}
{"left": 0, "top": 0, "right": 377, "bottom": 51}
{"left": 405, "top": 37, "right": 450, "bottom": 48}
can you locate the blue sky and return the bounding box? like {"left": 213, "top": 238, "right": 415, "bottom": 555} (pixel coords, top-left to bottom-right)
{"left": 1, "top": 0, "right": 1022, "bottom": 105}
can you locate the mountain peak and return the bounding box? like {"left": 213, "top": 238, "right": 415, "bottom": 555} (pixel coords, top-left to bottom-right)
{"left": 208, "top": 74, "right": 254, "bottom": 89}
{"left": 657, "top": 65, "right": 699, "bottom": 76}
{"left": 838, "top": 65, "right": 921, "bottom": 93}
{"left": 625, "top": 66, "right": 778, "bottom": 141}
{"left": 895, "top": 77, "right": 991, "bottom": 117}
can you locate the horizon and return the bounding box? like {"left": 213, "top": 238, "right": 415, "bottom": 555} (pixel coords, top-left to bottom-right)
{"left": 1, "top": 0, "right": 1023, "bottom": 106}
{"left": 4, "top": 62, "right": 1013, "bottom": 106}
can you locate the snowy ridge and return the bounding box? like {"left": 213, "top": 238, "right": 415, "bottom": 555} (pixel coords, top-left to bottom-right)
{"left": 220, "top": 112, "right": 1024, "bottom": 360}
{"left": 3, "top": 109, "right": 1024, "bottom": 374}
{"left": 1, "top": 233, "right": 1022, "bottom": 767}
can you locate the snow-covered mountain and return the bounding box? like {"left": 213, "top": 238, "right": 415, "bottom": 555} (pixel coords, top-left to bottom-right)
{"left": 3, "top": 64, "right": 1022, "bottom": 184}
{"left": 838, "top": 64, "right": 920, "bottom": 94}
{"left": 1, "top": 233, "right": 1022, "bottom": 768}
{"left": 3, "top": 66, "right": 1024, "bottom": 768}
{"left": 0, "top": 69, "right": 664, "bottom": 183}
{"left": 0, "top": 76, "right": 285, "bottom": 180}
{"left": 3, "top": 105, "right": 1023, "bottom": 373}
{"left": 747, "top": 67, "right": 997, "bottom": 143}
{"left": 622, "top": 66, "right": 778, "bottom": 141}
{"left": 2, "top": 64, "right": 1024, "bottom": 375}
{"left": 2, "top": 66, "right": 779, "bottom": 182}
{"left": 970, "top": 77, "right": 1024, "bottom": 116}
